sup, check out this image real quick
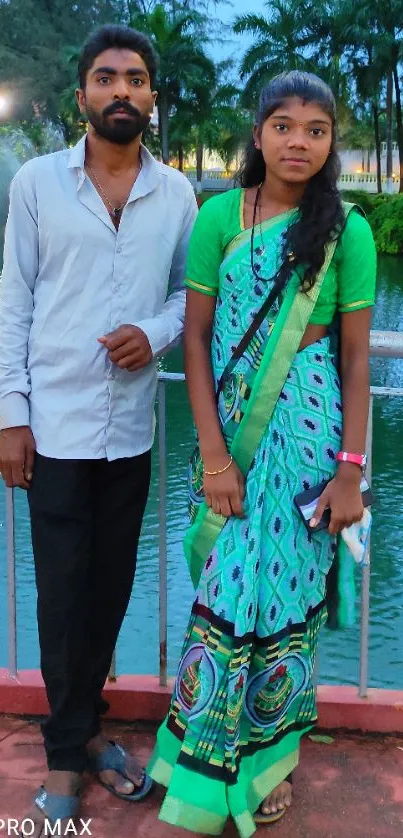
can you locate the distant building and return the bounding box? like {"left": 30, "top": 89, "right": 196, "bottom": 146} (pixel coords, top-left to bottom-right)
{"left": 339, "top": 143, "right": 399, "bottom": 176}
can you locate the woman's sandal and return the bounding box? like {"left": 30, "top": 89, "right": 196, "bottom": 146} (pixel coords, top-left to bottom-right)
{"left": 88, "top": 740, "right": 154, "bottom": 802}
{"left": 255, "top": 773, "right": 293, "bottom": 826}
{"left": 19, "top": 786, "right": 81, "bottom": 836}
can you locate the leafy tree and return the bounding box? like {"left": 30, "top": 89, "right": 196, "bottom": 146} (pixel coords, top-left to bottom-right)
{"left": 0, "top": 1, "right": 124, "bottom": 121}
{"left": 129, "top": 3, "right": 215, "bottom": 162}
{"left": 190, "top": 79, "right": 248, "bottom": 191}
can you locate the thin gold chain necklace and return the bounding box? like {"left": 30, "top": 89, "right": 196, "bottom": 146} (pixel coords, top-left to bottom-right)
{"left": 86, "top": 157, "right": 142, "bottom": 219}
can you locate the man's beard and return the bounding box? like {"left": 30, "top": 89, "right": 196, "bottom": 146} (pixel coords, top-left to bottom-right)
{"left": 85, "top": 101, "right": 151, "bottom": 145}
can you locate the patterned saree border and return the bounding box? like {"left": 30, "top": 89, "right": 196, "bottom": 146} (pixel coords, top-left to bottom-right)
{"left": 175, "top": 721, "right": 314, "bottom": 784}
{"left": 152, "top": 731, "right": 303, "bottom": 838}
{"left": 191, "top": 598, "right": 326, "bottom": 646}
{"left": 159, "top": 795, "right": 226, "bottom": 836}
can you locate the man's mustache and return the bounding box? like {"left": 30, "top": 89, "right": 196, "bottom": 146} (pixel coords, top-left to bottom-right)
{"left": 103, "top": 102, "right": 141, "bottom": 118}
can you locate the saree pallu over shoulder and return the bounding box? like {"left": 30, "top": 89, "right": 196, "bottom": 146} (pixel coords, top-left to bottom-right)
{"left": 185, "top": 204, "right": 356, "bottom": 590}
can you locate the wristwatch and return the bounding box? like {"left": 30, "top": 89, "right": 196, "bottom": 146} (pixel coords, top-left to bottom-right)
{"left": 336, "top": 451, "right": 367, "bottom": 471}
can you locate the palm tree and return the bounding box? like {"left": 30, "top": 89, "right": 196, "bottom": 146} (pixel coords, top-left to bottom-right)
{"left": 234, "top": 0, "right": 317, "bottom": 105}
{"left": 129, "top": 3, "right": 214, "bottom": 163}
{"left": 190, "top": 77, "right": 248, "bottom": 192}
{"left": 313, "top": 0, "right": 386, "bottom": 192}
{"left": 168, "top": 101, "right": 196, "bottom": 172}
{"left": 354, "top": 0, "right": 403, "bottom": 192}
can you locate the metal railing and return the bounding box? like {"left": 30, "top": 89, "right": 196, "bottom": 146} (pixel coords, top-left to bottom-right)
{"left": 4, "top": 331, "right": 403, "bottom": 699}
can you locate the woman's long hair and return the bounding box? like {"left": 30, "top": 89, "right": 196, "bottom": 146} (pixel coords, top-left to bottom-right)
{"left": 237, "top": 71, "right": 344, "bottom": 292}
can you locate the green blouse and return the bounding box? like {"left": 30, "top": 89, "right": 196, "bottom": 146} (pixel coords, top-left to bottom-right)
{"left": 185, "top": 188, "right": 377, "bottom": 324}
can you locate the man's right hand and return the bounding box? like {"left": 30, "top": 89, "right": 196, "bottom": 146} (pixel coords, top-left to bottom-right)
{"left": 0, "top": 426, "right": 36, "bottom": 489}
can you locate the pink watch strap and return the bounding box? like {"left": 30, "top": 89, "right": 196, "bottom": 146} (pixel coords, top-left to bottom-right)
{"left": 336, "top": 451, "right": 366, "bottom": 467}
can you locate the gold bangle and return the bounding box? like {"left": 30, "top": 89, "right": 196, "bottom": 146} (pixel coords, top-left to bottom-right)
{"left": 204, "top": 456, "right": 233, "bottom": 476}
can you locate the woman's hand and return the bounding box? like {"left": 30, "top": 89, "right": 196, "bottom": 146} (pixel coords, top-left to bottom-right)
{"left": 203, "top": 460, "right": 245, "bottom": 518}
{"left": 310, "top": 466, "right": 364, "bottom": 535}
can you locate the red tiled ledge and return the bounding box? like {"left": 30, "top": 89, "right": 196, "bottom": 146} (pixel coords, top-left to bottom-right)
{"left": 0, "top": 668, "right": 402, "bottom": 733}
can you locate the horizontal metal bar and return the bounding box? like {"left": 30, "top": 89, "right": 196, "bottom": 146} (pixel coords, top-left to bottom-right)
{"left": 156, "top": 334, "right": 403, "bottom": 380}
{"left": 156, "top": 378, "right": 403, "bottom": 398}
{"left": 157, "top": 371, "right": 185, "bottom": 383}
{"left": 370, "top": 386, "right": 403, "bottom": 397}
{"left": 370, "top": 330, "right": 403, "bottom": 358}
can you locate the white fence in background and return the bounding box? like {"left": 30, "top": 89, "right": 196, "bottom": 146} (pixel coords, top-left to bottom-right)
{"left": 185, "top": 171, "right": 400, "bottom": 194}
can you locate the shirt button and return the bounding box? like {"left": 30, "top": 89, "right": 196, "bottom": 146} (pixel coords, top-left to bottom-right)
{"left": 116, "top": 245, "right": 122, "bottom": 254}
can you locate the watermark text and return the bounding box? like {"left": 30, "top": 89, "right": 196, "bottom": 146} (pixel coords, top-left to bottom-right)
{"left": 0, "top": 819, "right": 92, "bottom": 836}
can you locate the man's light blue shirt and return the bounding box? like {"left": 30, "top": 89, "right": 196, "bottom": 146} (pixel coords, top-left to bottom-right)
{"left": 0, "top": 136, "right": 198, "bottom": 460}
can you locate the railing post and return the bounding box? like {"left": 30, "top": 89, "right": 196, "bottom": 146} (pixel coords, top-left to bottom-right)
{"left": 6, "top": 487, "right": 17, "bottom": 678}
{"left": 158, "top": 379, "right": 168, "bottom": 687}
{"left": 359, "top": 395, "right": 373, "bottom": 698}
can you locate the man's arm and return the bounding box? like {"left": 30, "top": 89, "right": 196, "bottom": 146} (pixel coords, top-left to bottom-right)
{"left": 99, "top": 185, "right": 198, "bottom": 371}
{"left": 0, "top": 167, "right": 38, "bottom": 426}
{"left": 133, "top": 185, "right": 198, "bottom": 356}
{"left": 0, "top": 165, "right": 38, "bottom": 488}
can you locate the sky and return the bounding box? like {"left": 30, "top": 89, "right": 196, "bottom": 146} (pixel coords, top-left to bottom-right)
{"left": 209, "top": 0, "right": 265, "bottom": 66}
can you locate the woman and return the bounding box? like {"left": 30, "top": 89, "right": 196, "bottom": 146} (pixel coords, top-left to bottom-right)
{"left": 148, "top": 71, "right": 376, "bottom": 836}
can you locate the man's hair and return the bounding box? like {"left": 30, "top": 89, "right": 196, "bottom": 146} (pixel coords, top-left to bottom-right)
{"left": 78, "top": 24, "right": 158, "bottom": 89}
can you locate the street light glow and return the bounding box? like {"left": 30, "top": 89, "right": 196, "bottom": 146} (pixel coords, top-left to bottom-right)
{"left": 0, "top": 94, "right": 10, "bottom": 117}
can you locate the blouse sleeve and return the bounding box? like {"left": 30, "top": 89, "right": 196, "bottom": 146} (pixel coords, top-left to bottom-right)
{"left": 185, "top": 197, "right": 224, "bottom": 297}
{"left": 337, "top": 209, "right": 377, "bottom": 313}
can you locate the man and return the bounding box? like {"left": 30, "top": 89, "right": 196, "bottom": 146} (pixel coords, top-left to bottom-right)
{"left": 0, "top": 24, "right": 197, "bottom": 833}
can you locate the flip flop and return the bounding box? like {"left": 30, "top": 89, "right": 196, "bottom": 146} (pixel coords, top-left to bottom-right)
{"left": 88, "top": 740, "right": 154, "bottom": 802}
{"left": 255, "top": 807, "right": 286, "bottom": 825}
{"left": 255, "top": 772, "right": 293, "bottom": 826}
{"left": 19, "top": 786, "right": 81, "bottom": 836}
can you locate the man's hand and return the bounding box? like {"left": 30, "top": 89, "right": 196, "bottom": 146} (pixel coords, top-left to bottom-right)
{"left": 98, "top": 325, "right": 153, "bottom": 372}
{"left": 0, "top": 426, "right": 36, "bottom": 489}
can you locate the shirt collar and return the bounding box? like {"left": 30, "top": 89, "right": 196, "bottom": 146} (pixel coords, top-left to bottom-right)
{"left": 67, "top": 134, "right": 161, "bottom": 197}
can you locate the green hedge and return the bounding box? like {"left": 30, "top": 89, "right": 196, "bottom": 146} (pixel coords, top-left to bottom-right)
{"left": 341, "top": 189, "right": 403, "bottom": 255}
{"left": 199, "top": 188, "right": 403, "bottom": 255}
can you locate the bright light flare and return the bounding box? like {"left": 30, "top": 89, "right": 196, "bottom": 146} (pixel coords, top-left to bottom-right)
{"left": 0, "top": 94, "right": 10, "bottom": 117}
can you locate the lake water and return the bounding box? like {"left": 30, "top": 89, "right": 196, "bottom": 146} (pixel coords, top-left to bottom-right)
{"left": 0, "top": 254, "right": 402, "bottom": 690}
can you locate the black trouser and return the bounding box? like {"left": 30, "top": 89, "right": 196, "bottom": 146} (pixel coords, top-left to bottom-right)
{"left": 27, "top": 452, "right": 151, "bottom": 773}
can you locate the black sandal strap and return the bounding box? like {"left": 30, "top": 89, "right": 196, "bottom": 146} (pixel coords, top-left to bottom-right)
{"left": 285, "top": 772, "right": 293, "bottom": 784}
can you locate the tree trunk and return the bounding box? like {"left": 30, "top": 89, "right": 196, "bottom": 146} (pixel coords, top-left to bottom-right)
{"left": 386, "top": 72, "right": 393, "bottom": 193}
{"left": 393, "top": 63, "right": 403, "bottom": 193}
{"left": 158, "top": 94, "right": 170, "bottom": 165}
{"left": 178, "top": 143, "right": 184, "bottom": 172}
{"left": 196, "top": 141, "right": 203, "bottom": 195}
{"left": 366, "top": 148, "right": 371, "bottom": 173}
{"left": 373, "top": 101, "right": 382, "bottom": 193}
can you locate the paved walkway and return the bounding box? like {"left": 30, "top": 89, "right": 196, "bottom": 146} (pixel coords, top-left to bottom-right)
{"left": 0, "top": 716, "right": 402, "bottom": 838}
